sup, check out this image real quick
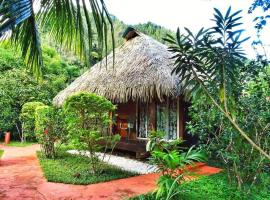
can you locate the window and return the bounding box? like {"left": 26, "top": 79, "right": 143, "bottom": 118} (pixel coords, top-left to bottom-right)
{"left": 138, "top": 102, "right": 150, "bottom": 138}
{"left": 157, "top": 99, "right": 178, "bottom": 140}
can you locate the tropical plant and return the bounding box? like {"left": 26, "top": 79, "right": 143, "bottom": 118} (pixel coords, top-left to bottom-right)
{"left": 63, "top": 92, "right": 120, "bottom": 175}
{"left": 187, "top": 64, "right": 270, "bottom": 189}
{"left": 20, "top": 101, "right": 45, "bottom": 142}
{"left": 0, "top": 0, "right": 114, "bottom": 79}
{"left": 0, "top": 45, "right": 80, "bottom": 138}
{"left": 147, "top": 131, "right": 206, "bottom": 200}
{"left": 165, "top": 7, "right": 270, "bottom": 160}
{"left": 35, "top": 105, "right": 56, "bottom": 158}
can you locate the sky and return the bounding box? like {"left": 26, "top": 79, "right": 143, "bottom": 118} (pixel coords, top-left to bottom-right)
{"left": 104, "top": 0, "right": 270, "bottom": 59}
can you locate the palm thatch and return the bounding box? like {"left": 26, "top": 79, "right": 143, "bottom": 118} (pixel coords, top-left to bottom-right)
{"left": 53, "top": 28, "right": 183, "bottom": 106}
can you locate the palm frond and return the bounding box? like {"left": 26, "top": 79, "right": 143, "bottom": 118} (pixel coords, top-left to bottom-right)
{"left": 38, "top": 0, "right": 114, "bottom": 67}
{"left": 11, "top": 15, "right": 43, "bottom": 78}
{"left": 0, "top": 0, "right": 43, "bottom": 79}
{"left": 0, "top": 0, "right": 115, "bottom": 79}
{"left": 0, "top": 0, "right": 32, "bottom": 34}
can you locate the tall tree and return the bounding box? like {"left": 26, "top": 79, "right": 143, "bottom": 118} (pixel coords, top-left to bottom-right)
{"left": 165, "top": 7, "right": 270, "bottom": 160}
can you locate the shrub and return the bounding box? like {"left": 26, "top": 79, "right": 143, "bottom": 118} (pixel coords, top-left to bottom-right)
{"left": 20, "top": 101, "right": 45, "bottom": 142}
{"left": 63, "top": 92, "right": 120, "bottom": 175}
{"left": 0, "top": 45, "right": 80, "bottom": 139}
{"left": 35, "top": 105, "right": 65, "bottom": 158}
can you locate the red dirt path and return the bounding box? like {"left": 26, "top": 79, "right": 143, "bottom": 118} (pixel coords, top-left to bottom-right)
{"left": 0, "top": 144, "right": 221, "bottom": 200}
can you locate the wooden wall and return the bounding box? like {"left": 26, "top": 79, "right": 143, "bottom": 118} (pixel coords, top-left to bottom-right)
{"left": 115, "top": 97, "right": 187, "bottom": 140}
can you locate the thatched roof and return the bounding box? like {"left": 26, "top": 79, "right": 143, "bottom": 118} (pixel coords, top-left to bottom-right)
{"left": 53, "top": 28, "right": 183, "bottom": 106}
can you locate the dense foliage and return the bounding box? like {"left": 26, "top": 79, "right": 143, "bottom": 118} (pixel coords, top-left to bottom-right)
{"left": 130, "top": 172, "right": 270, "bottom": 200}
{"left": 133, "top": 22, "right": 174, "bottom": 44}
{"left": 20, "top": 102, "right": 45, "bottom": 142}
{"left": 0, "top": 45, "right": 80, "bottom": 139}
{"left": 164, "top": 6, "right": 270, "bottom": 192}
{"left": 187, "top": 64, "right": 270, "bottom": 188}
{"left": 35, "top": 106, "right": 56, "bottom": 158}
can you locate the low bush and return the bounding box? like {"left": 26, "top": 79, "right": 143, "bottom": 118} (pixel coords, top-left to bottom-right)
{"left": 35, "top": 106, "right": 66, "bottom": 158}
{"left": 20, "top": 101, "right": 45, "bottom": 142}
{"left": 130, "top": 172, "right": 270, "bottom": 200}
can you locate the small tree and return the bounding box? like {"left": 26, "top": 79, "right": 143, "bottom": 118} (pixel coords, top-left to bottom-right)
{"left": 35, "top": 105, "right": 62, "bottom": 158}
{"left": 63, "top": 92, "right": 120, "bottom": 175}
{"left": 165, "top": 7, "right": 270, "bottom": 160}
{"left": 20, "top": 101, "right": 45, "bottom": 142}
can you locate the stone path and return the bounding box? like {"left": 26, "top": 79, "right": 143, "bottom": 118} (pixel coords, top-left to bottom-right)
{"left": 0, "top": 144, "right": 221, "bottom": 200}
{"left": 68, "top": 150, "right": 158, "bottom": 174}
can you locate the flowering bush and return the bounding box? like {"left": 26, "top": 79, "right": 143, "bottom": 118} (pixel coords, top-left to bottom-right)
{"left": 35, "top": 105, "right": 65, "bottom": 158}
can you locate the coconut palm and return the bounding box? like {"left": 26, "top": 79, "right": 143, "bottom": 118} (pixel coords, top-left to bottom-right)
{"left": 0, "top": 0, "right": 114, "bottom": 79}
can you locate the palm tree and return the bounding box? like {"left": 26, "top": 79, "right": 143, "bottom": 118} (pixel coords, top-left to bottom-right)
{"left": 0, "top": 0, "right": 114, "bottom": 79}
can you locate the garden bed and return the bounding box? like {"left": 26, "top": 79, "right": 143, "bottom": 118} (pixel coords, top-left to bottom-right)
{"left": 130, "top": 172, "right": 270, "bottom": 200}
{"left": 37, "top": 151, "right": 137, "bottom": 185}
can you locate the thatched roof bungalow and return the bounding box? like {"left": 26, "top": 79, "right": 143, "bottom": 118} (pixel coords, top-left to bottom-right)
{"left": 53, "top": 27, "right": 189, "bottom": 157}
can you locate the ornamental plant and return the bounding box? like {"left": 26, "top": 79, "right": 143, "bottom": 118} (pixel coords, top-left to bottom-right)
{"left": 147, "top": 131, "right": 206, "bottom": 200}
{"left": 20, "top": 101, "right": 45, "bottom": 142}
{"left": 63, "top": 92, "right": 120, "bottom": 175}
{"left": 35, "top": 105, "right": 65, "bottom": 158}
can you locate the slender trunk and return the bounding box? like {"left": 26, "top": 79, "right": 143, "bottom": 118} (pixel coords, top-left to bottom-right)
{"left": 16, "top": 122, "right": 24, "bottom": 143}
{"left": 222, "top": 65, "right": 229, "bottom": 113}
{"left": 191, "top": 68, "right": 270, "bottom": 160}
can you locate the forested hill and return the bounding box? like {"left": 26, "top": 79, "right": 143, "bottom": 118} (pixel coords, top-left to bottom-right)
{"left": 97, "top": 17, "right": 175, "bottom": 54}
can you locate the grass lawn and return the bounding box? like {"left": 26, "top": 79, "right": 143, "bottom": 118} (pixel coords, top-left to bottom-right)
{"left": 37, "top": 151, "right": 137, "bottom": 185}
{"left": 0, "top": 149, "right": 4, "bottom": 158}
{"left": 6, "top": 141, "right": 36, "bottom": 147}
{"left": 130, "top": 173, "right": 270, "bottom": 200}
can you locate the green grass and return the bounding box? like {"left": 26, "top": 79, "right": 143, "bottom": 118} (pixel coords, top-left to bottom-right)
{"left": 130, "top": 173, "right": 270, "bottom": 200}
{"left": 0, "top": 149, "right": 4, "bottom": 158}
{"left": 37, "top": 151, "right": 137, "bottom": 185}
{"left": 6, "top": 141, "right": 36, "bottom": 147}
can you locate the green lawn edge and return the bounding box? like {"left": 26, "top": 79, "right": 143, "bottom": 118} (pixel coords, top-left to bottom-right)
{"left": 0, "top": 149, "right": 4, "bottom": 158}
{"left": 37, "top": 151, "right": 138, "bottom": 185}
{"left": 129, "top": 172, "right": 270, "bottom": 200}
{"left": 6, "top": 141, "right": 36, "bottom": 147}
